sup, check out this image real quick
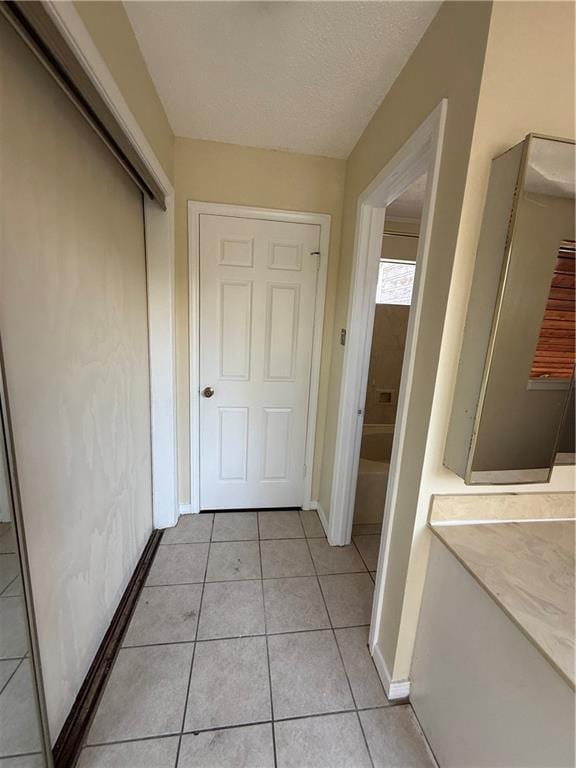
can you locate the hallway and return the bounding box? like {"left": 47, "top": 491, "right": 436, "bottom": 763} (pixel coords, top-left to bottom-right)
{"left": 76, "top": 511, "right": 436, "bottom": 767}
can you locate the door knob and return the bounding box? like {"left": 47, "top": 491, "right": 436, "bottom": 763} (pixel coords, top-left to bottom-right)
{"left": 202, "top": 386, "right": 215, "bottom": 398}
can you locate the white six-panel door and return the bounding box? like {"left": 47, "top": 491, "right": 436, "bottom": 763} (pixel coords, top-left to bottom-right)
{"left": 199, "top": 214, "right": 321, "bottom": 509}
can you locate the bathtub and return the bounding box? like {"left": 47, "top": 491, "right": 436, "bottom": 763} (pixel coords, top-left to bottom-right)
{"left": 353, "top": 424, "right": 394, "bottom": 525}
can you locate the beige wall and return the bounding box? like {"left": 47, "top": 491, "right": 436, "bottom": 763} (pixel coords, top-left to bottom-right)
{"left": 315, "top": 0, "right": 494, "bottom": 679}
{"left": 174, "top": 138, "right": 346, "bottom": 503}
{"left": 0, "top": 17, "right": 153, "bottom": 738}
{"left": 393, "top": 0, "right": 576, "bottom": 681}
{"left": 75, "top": 0, "right": 174, "bottom": 182}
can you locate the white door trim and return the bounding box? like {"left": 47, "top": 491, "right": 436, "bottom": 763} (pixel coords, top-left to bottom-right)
{"left": 326, "top": 101, "right": 447, "bottom": 669}
{"left": 188, "top": 202, "right": 331, "bottom": 513}
{"left": 43, "top": 1, "right": 179, "bottom": 529}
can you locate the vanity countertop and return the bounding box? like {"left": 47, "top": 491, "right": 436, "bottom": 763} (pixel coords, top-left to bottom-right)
{"left": 430, "top": 519, "right": 575, "bottom": 688}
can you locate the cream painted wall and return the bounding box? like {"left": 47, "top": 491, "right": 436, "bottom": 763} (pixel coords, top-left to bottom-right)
{"left": 318, "top": 1, "right": 493, "bottom": 513}
{"left": 74, "top": 0, "right": 174, "bottom": 182}
{"left": 174, "top": 137, "right": 345, "bottom": 504}
{"left": 315, "top": 0, "right": 494, "bottom": 679}
{"left": 0, "top": 16, "right": 153, "bottom": 738}
{"left": 393, "top": 0, "right": 576, "bottom": 682}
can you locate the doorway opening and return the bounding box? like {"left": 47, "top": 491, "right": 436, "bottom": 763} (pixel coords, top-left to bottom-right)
{"left": 326, "top": 101, "right": 446, "bottom": 696}
{"left": 352, "top": 181, "right": 424, "bottom": 536}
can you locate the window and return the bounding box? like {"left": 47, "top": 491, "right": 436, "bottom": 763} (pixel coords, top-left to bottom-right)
{"left": 376, "top": 259, "right": 416, "bottom": 305}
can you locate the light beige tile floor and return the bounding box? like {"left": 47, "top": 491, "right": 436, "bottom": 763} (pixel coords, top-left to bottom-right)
{"left": 79, "top": 511, "right": 437, "bottom": 767}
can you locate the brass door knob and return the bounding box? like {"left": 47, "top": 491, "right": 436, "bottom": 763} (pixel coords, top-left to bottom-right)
{"left": 202, "top": 386, "right": 215, "bottom": 398}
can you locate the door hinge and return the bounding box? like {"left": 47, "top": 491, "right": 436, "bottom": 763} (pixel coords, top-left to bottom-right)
{"left": 310, "top": 251, "right": 321, "bottom": 270}
{"left": 340, "top": 328, "right": 346, "bottom": 346}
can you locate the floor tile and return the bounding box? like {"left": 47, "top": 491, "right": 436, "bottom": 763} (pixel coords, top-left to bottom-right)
{"left": 0, "top": 755, "right": 45, "bottom": 767}
{"left": 275, "top": 712, "right": 372, "bottom": 768}
{"left": 162, "top": 514, "right": 213, "bottom": 544}
{"left": 359, "top": 706, "right": 437, "bottom": 767}
{"left": 0, "top": 555, "right": 18, "bottom": 594}
{"left": 308, "top": 539, "right": 366, "bottom": 575}
{"left": 146, "top": 544, "right": 209, "bottom": 586}
{"left": 263, "top": 577, "right": 329, "bottom": 634}
{"left": 179, "top": 723, "right": 274, "bottom": 767}
{"left": 86, "top": 644, "right": 193, "bottom": 744}
{"left": 352, "top": 523, "right": 382, "bottom": 536}
{"left": 0, "top": 525, "right": 16, "bottom": 554}
{"left": 197, "top": 580, "right": 264, "bottom": 640}
{"left": 0, "top": 659, "right": 20, "bottom": 693}
{"left": 258, "top": 511, "right": 304, "bottom": 539}
{"left": 0, "top": 597, "right": 27, "bottom": 659}
{"left": 260, "top": 540, "right": 314, "bottom": 579}
{"left": 77, "top": 737, "right": 179, "bottom": 768}
{"left": 353, "top": 535, "right": 381, "bottom": 570}
{"left": 1, "top": 576, "right": 22, "bottom": 597}
{"left": 319, "top": 573, "right": 374, "bottom": 627}
{"left": 335, "top": 626, "right": 388, "bottom": 708}
{"left": 212, "top": 512, "right": 258, "bottom": 542}
{"left": 184, "top": 636, "right": 270, "bottom": 731}
{"left": 268, "top": 630, "right": 353, "bottom": 719}
{"left": 299, "top": 510, "right": 325, "bottom": 538}
{"left": 0, "top": 660, "right": 43, "bottom": 757}
{"left": 205, "top": 541, "right": 261, "bottom": 582}
{"left": 123, "top": 585, "right": 202, "bottom": 647}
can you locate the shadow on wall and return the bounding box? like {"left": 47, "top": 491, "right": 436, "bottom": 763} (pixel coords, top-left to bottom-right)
{"left": 354, "top": 305, "right": 410, "bottom": 525}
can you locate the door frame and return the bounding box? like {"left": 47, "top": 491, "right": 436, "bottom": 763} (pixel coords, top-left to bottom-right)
{"left": 327, "top": 100, "right": 446, "bottom": 690}
{"left": 188, "top": 202, "right": 331, "bottom": 514}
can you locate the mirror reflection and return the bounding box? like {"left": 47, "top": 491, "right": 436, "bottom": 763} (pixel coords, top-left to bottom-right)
{"left": 0, "top": 378, "right": 50, "bottom": 765}
{"left": 446, "top": 134, "right": 575, "bottom": 484}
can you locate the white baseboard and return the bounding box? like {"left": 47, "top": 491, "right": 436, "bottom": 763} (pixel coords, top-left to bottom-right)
{"left": 314, "top": 500, "right": 330, "bottom": 538}
{"left": 372, "top": 642, "right": 411, "bottom": 700}
{"left": 304, "top": 500, "right": 318, "bottom": 511}
{"left": 178, "top": 504, "right": 197, "bottom": 515}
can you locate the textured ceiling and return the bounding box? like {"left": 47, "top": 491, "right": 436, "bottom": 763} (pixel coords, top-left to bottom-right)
{"left": 387, "top": 173, "right": 427, "bottom": 220}
{"left": 124, "top": 1, "right": 440, "bottom": 158}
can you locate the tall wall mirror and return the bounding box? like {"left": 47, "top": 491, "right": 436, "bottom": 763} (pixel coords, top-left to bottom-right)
{"left": 0, "top": 343, "right": 53, "bottom": 766}
{"left": 446, "top": 134, "right": 575, "bottom": 484}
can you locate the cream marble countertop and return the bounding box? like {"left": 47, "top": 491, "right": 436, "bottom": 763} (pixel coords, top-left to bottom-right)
{"left": 431, "top": 519, "right": 575, "bottom": 688}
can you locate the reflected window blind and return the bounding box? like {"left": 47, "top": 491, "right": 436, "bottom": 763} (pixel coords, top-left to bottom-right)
{"left": 530, "top": 240, "right": 575, "bottom": 379}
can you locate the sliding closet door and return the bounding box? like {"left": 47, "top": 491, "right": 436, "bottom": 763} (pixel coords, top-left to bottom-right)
{"left": 0, "top": 14, "right": 153, "bottom": 741}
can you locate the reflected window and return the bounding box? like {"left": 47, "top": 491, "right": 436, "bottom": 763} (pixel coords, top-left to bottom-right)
{"left": 376, "top": 259, "right": 415, "bottom": 305}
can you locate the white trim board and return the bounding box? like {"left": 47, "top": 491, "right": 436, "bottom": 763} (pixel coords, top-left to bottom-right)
{"left": 325, "top": 102, "right": 447, "bottom": 671}
{"left": 188, "top": 202, "right": 331, "bottom": 514}
{"left": 44, "top": 1, "right": 178, "bottom": 529}
{"left": 372, "top": 642, "right": 411, "bottom": 701}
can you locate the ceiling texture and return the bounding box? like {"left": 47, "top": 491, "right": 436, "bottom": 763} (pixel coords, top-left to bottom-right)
{"left": 124, "top": 1, "right": 440, "bottom": 159}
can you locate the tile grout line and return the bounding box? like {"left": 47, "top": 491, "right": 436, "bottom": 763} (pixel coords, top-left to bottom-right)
{"left": 0, "top": 573, "right": 19, "bottom": 597}
{"left": 257, "top": 512, "right": 278, "bottom": 768}
{"left": 81, "top": 702, "right": 400, "bottom": 751}
{"left": 0, "top": 656, "right": 24, "bottom": 698}
{"left": 119, "top": 622, "right": 374, "bottom": 650}
{"left": 173, "top": 512, "right": 216, "bottom": 768}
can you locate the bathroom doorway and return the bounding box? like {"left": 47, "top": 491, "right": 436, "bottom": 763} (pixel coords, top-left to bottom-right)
{"left": 352, "top": 181, "right": 423, "bottom": 535}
